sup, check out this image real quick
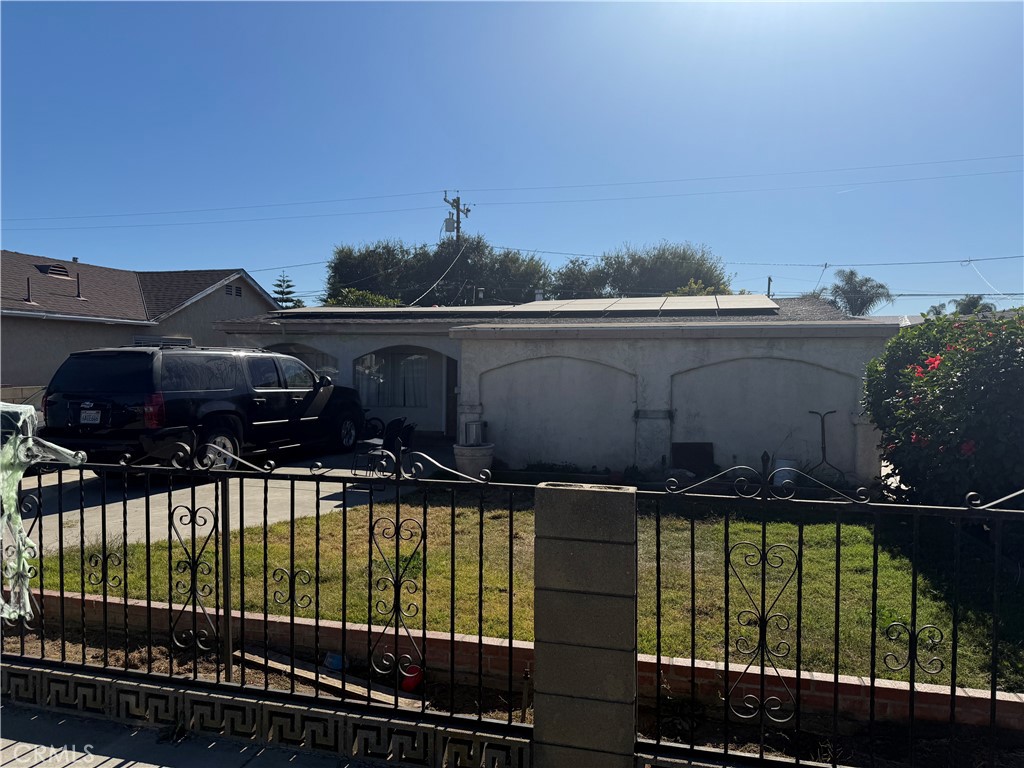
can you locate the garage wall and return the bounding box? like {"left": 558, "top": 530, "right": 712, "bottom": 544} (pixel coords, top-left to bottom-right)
{"left": 456, "top": 324, "right": 896, "bottom": 484}
{"left": 672, "top": 357, "right": 862, "bottom": 473}
{"left": 480, "top": 356, "right": 637, "bottom": 469}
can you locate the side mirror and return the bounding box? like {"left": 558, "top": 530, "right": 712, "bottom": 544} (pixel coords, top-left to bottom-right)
{"left": 318, "top": 375, "right": 333, "bottom": 388}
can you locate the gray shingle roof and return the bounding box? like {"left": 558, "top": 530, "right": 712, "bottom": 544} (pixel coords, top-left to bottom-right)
{"left": 2, "top": 251, "right": 254, "bottom": 322}
{"left": 1, "top": 250, "right": 148, "bottom": 321}
{"left": 137, "top": 269, "right": 238, "bottom": 319}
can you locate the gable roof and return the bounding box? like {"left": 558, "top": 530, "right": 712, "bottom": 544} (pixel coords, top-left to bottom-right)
{"left": 1, "top": 250, "right": 276, "bottom": 324}
{"left": 137, "top": 269, "right": 243, "bottom": 319}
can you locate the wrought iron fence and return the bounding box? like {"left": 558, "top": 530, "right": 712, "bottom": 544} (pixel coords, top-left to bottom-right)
{"left": 637, "top": 452, "right": 1024, "bottom": 767}
{"left": 4, "top": 440, "right": 1023, "bottom": 767}
{"left": 1, "top": 442, "right": 534, "bottom": 739}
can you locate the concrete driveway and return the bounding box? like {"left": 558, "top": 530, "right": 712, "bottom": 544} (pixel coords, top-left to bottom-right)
{"left": 18, "top": 440, "right": 456, "bottom": 552}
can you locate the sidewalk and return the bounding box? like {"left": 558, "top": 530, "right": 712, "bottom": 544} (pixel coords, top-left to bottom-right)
{"left": 0, "top": 703, "right": 368, "bottom": 767}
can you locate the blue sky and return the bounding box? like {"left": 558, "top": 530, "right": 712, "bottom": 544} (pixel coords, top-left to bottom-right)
{"left": 2, "top": 2, "right": 1022, "bottom": 316}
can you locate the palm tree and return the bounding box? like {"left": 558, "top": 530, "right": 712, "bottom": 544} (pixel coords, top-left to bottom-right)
{"left": 950, "top": 294, "right": 996, "bottom": 314}
{"left": 827, "top": 269, "right": 893, "bottom": 316}
{"left": 926, "top": 302, "right": 947, "bottom": 316}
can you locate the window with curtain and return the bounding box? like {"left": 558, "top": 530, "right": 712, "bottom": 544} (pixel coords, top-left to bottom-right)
{"left": 354, "top": 352, "right": 427, "bottom": 407}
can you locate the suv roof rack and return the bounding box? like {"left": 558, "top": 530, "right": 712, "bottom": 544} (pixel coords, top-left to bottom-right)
{"left": 116, "top": 344, "right": 270, "bottom": 352}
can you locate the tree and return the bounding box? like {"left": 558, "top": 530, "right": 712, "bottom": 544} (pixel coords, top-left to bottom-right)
{"left": 272, "top": 273, "right": 305, "bottom": 309}
{"left": 321, "top": 236, "right": 551, "bottom": 307}
{"left": 926, "top": 303, "right": 947, "bottom": 316}
{"left": 323, "top": 289, "right": 402, "bottom": 307}
{"left": 321, "top": 240, "right": 413, "bottom": 304}
{"left": 827, "top": 268, "right": 892, "bottom": 316}
{"left": 601, "top": 242, "right": 731, "bottom": 296}
{"left": 950, "top": 294, "right": 996, "bottom": 315}
{"left": 863, "top": 311, "right": 1024, "bottom": 505}
{"left": 551, "top": 257, "right": 608, "bottom": 299}
{"left": 664, "top": 279, "right": 741, "bottom": 297}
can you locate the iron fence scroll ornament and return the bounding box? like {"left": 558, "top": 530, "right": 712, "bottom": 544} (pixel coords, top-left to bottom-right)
{"left": 727, "top": 541, "right": 800, "bottom": 723}
{"left": 170, "top": 504, "right": 218, "bottom": 652}
{"left": 369, "top": 513, "right": 426, "bottom": 683}
{"left": 665, "top": 451, "right": 870, "bottom": 503}
{"left": 883, "top": 623, "right": 945, "bottom": 676}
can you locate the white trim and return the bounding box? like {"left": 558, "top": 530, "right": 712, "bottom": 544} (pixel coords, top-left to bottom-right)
{"left": 148, "top": 271, "right": 279, "bottom": 322}
{"left": 450, "top": 321, "right": 900, "bottom": 340}
{"left": 0, "top": 309, "right": 157, "bottom": 326}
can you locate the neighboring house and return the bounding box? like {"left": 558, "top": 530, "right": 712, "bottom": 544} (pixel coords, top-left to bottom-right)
{"left": 1, "top": 250, "right": 279, "bottom": 389}
{"left": 217, "top": 295, "right": 900, "bottom": 485}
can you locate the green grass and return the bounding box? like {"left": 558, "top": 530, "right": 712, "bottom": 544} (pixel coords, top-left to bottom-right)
{"left": 34, "top": 488, "right": 1024, "bottom": 691}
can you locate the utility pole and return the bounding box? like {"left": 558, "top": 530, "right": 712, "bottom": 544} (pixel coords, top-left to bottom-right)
{"left": 443, "top": 191, "right": 471, "bottom": 243}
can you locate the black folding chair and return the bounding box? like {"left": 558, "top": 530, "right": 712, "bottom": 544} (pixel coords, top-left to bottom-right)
{"left": 352, "top": 417, "right": 405, "bottom": 475}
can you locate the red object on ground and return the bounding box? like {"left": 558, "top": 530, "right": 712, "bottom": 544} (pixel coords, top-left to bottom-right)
{"left": 401, "top": 665, "right": 424, "bottom": 692}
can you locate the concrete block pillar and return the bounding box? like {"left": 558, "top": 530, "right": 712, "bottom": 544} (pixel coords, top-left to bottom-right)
{"left": 533, "top": 482, "right": 637, "bottom": 768}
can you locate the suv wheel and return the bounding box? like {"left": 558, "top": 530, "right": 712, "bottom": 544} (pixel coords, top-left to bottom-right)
{"left": 338, "top": 414, "right": 359, "bottom": 453}
{"left": 198, "top": 426, "right": 240, "bottom": 469}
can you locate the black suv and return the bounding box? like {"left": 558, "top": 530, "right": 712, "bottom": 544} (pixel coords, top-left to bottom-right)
{"left": 41, "top": 346, "right": 364, "bottom": 466}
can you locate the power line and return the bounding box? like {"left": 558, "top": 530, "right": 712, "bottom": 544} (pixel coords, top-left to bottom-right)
{"left": 2, "top": 205, "right": 438, "bottom": 232}
{"left": 4, "top": 154, "right": 1019, "bottom": 224}
{"left": 489, "top": 249, "right": 1023, "bottom": 268}
{"left": 4, "top": 190, "right": 444, "bottom": 222}
{"left": 461, "top": 153, "right": 1023, "bottom": 193}
{"left": 471, "top": 170, "right": 1022, "bottom": 208}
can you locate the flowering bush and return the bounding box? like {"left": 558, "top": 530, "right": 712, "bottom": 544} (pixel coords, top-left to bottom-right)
{"left": 863, "top": 310, "right": 1024, "bottom": 505}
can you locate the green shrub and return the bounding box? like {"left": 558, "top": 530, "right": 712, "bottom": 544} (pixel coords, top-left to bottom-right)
{"left": 863, "top": 310, "right": 1024, "bottom": 505}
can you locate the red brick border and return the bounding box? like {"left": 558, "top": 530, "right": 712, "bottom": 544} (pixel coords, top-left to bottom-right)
{"left": 30, "top": 590, "right": 1024, "bottom": 730}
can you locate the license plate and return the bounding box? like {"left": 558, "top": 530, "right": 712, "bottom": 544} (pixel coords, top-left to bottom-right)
{"left": 80, "top": 409, "right": 101, "bottom": 425}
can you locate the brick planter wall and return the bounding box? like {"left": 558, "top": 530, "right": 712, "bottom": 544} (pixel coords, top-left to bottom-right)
{"left": 31, "top": 590, "right": 1024, "bottom": 730}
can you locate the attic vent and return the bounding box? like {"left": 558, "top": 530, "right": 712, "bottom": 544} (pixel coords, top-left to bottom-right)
{"left": 35, "top": 264, "right": 71, "bottom": 278}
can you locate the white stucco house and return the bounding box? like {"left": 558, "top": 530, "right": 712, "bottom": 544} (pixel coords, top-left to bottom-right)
{"left": 216, "top": 295, "right": 900, "bottom": 485}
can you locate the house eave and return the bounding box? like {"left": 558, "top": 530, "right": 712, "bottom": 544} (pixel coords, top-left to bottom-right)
{"left": 449, "top": 321, "right": 902, "bottom": 341}
{"left": 1, "top": 309, "right": 158, "bottom": 326}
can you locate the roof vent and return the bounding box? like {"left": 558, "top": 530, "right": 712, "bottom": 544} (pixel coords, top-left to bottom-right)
{"left": 35, "top": 264, "right": 71, "bottom": 278}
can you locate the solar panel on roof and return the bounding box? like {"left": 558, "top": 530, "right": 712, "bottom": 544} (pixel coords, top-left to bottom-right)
{"left": 661, "top": 296, "right": 719, "bottom": 310}
{"left": 716, "top": 295, "right": 779, "bottom": 310}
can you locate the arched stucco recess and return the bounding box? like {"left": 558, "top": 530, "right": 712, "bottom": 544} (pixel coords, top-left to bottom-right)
{"left": 478, "top": 356, "right": 639, "bottom": 470}
{"left": 670, "top": 355, "right": 862, "bottom": 384}
{"left": 478, "top": 354, "right": 636, "bottom": 380}
{"left": 670, "top": 355, "right": 867, "bottom": 478}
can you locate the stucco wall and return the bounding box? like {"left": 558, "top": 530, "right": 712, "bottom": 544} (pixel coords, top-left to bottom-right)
{"left": 1, "top": 316, "right": 135, "bottom": 388}
{"left": 1, "top": 277, "right": 273, "bottom": 388}
{"left": 455, "top": 324, "right": 896, "bottom": 485}
{"left": 153, "top": 277, "right": 273, "bottom": 347}
{"left": 480, "top": 356, "right": 638, "bottom": 469}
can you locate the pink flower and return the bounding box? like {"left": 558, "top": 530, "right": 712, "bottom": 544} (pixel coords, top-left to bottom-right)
{"left": 960, "top": 440, "right": 977, "bottom": 457}
{"left": 925, "top": 355, "right": 942, "bottom": 371}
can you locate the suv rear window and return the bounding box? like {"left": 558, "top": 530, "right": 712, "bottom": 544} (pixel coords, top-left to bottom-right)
{"left": 50, "top": 353, "right": 154, "bottom": 394}
{"left": 161, "top": 354, "right": 238, "bottom": 392}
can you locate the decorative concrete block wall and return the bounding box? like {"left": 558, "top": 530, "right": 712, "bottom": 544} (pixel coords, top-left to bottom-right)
{"left": 532, "top": 482, "right": 637, "bottom": 768}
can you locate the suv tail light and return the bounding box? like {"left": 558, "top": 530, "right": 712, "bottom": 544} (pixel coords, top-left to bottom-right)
{"left": 144, "top": 393, "right": 165, "bottom": 429}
